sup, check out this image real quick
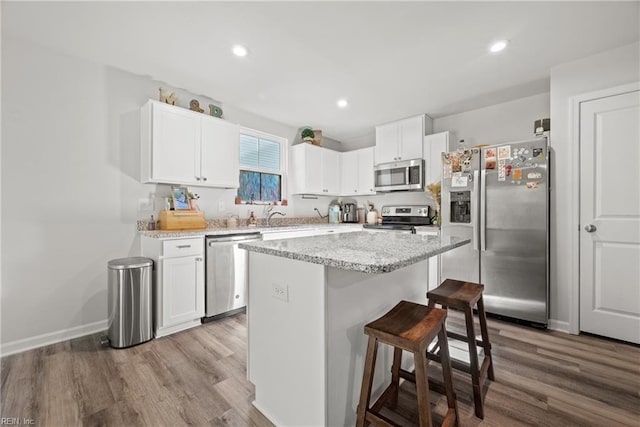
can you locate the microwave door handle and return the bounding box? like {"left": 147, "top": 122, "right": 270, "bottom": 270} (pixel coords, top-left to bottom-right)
{"left": 406, "top": 167, "right": 410, "bottom": 186}
{"left": 473, "top": 170, "right": 479, "bottom": 251}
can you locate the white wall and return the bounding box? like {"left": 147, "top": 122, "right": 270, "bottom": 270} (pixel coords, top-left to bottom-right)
{"left": 433, "top": 92, "right": 550, "bottom": 149}
{"left": 549, "top": 41, "right": 640, "bottom": 329}
{"left": 0, "top": 36, "right": 336, "bottom": 353}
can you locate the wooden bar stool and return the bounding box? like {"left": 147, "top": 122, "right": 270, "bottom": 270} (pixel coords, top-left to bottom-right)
{"left": 356, "top": 300, "right": 459, "bottom": 427}
{"left": 426, "top": 279, "right": 495, "bottom": 419}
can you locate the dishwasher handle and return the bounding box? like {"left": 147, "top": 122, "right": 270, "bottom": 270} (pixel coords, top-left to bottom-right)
{"left": 207, "top": 233, "right": 262, "bottom": 245}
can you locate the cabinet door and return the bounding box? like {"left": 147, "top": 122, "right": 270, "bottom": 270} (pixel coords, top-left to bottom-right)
{"left": 398, "top": 116, "right": 424, "bottom": 161}
{"left": 423, "top": 131, "right": 449, "bottom": 185}
{"left": 152, "top": 103, "right": 200, "bottom": 184}
{"left": 340, "top": 151, "right": 358, "bottom": 196}
{"left": 357, "top": 147, "right": 376, "bottom": 195}
{"left": 321, "top": 148, "right": 341, "bottom": 195}
{"left": 201, "top": 117, "right": 240, "bottom": 188}
{"left": 290, "top": 144, "right": 322, "bottom": 194}
{"left": 375, "top": 122, "right": 399, "bottom": 164}
{"left": 305, "top": 145, "right": 324, "bottom": 194}
{"left": 161, "top": 255, "right": 204, "bottom": 327}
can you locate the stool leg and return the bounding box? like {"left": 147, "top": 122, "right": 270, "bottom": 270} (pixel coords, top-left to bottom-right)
{"left": 413, "top": 349, "right": 433, "bottom": 427}
{"left": 388, "top": 347, "right": 403, "bottom": 409}
{"left": 438, "top": 323, "right": 459, "bottom": 427}
{"left": 464, "top": 306, "right": 484, "bottom": 419}
{"left": 356, "top": 336, "right": 378, "bottom": 427}
{"left": 477, "top": 295, "right": 495, "bottom": 381}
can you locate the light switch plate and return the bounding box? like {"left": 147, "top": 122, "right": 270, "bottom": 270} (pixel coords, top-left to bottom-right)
{"left": 138, "top": 198, "right": 154, "bottom": 212}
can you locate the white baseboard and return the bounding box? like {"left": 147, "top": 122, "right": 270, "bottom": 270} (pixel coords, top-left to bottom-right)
{"left": 1, "top": 319, "right": 108, "bottom": 357}
{"left": 548, "top": 319, "right": 571, "bottom": 334}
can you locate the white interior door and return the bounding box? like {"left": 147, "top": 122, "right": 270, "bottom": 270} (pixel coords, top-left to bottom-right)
{"left": 579, "top": 89, "right": 640, "bottom": 344}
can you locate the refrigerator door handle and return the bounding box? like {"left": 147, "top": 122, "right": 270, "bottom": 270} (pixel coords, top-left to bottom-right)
{"left": 480, "top": 169, "right": 487, "bottom": 251}
{"left": 473, "top": 170, "right": 479, "bottom": 251}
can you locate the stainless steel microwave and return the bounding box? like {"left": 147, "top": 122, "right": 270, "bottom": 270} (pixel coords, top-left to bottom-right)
{"left": 373, "top": 158, "right": 424, "bottom": 192}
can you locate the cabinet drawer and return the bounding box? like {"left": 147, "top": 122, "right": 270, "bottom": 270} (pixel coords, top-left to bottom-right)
{"left": 162, "top": 238, "right": 203, "bottom": 257}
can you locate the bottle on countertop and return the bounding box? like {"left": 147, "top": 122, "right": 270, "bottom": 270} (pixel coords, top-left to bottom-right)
{"left": 248, "top": 211, "right": 257, "bottom": 226}
{"left": 148, "top": 215, "right": 156, "bottom": 230}
{"left": 366, "top": 204, "right": 377, "bottom": 225}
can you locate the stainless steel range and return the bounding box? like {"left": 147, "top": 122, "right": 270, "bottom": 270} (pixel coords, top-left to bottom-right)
{"left": 363, "top": 205, "right": 433, "bottom": 234}
{"left": 363, "top": 204, "right": 440, "bottom": 288}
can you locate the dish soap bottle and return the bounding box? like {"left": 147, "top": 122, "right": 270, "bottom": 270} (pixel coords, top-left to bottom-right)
{"left": 248, "top": 211, "right": 257, "bottom": 226}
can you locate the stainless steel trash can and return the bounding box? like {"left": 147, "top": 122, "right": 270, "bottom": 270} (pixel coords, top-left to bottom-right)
{"left": 107, "top": 257, "right": 153, "bottom": 348}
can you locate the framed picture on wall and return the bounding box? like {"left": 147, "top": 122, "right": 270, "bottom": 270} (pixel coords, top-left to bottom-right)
{"left": 171, "top": 186, "right": 191, "bottom": 210}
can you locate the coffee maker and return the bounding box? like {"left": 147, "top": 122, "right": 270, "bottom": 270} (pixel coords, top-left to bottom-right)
{"left": 343, "top": 203, "right": 358, "bottom": 223}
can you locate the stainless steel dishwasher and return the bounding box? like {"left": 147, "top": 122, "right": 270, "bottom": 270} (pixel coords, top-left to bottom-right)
{"left": 204, "top": 232, "right": 262, "bottom": 321}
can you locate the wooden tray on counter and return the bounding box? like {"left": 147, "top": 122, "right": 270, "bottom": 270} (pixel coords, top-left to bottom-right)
{"left": 159, "top": 210, "right": 206, "bottom": 230}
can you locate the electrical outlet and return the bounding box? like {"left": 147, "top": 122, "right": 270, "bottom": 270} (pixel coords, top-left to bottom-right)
{"left": 271, "top": 283, "right": 289, "bottom": 302}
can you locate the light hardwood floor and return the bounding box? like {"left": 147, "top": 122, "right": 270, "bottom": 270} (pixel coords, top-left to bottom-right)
{"left": 1, "top": 312, "right": 638, "bottom": 426}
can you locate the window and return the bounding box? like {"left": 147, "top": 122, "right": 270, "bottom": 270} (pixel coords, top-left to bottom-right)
{"left": 238, "top": 128, "right": 286, "bottom": 202}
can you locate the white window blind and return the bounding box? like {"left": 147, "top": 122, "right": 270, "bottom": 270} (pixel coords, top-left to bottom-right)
{"left": 240, "top": 133, "right": 281, "bottom": 171}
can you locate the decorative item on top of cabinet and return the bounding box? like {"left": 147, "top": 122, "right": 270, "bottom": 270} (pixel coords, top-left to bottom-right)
{"left": 209, "top": 104, "right": 223, "bottom": 118}
{"left": 313, "top": 130, "right": 323, "bottom": 146}
{"left": 159, "top": 87, "right": 177, "bottom": 105}
{"left": 301, "top": 128, "right": 315, "bottom": 142}
{"left": 189, "top": 99, "right": 204, "bottom": 113}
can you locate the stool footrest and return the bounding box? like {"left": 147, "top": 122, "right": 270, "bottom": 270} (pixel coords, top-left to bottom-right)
{"left": 447, "top": 331, "right": 491, "bottom": 350}
{"left": 427, "top": 352, "right": 472, "bottom": 374}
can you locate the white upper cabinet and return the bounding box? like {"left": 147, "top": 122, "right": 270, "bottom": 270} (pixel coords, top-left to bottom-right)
{"left": 141, "top": 100, "right": 239, "bottom": 188}
{"left": 423, "top": 131, "right": 449, "bottom": 185}
{"left": 375, "top": 115, "right": 433, "bottom": 164}
{"left": 292, "top": 144, "right": 374, "bottom": 197}
{"left": 322, "top": 148, "right": 341, "bottom": 195}
{"left": 358, "top": 147, "right": 376, "bottom": 194}
{"left": 290, "top": 143, "right": 341, "bottom": 196}
{"left": 200, "top": 114, "right": 240, "bottom": 188}
{"left": 341, "top": 147, "right": 375, "bottom": 196}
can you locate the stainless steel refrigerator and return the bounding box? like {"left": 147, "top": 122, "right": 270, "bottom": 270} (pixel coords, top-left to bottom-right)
{"left": 440, "top": 137, "right": 549, "bottom": 326}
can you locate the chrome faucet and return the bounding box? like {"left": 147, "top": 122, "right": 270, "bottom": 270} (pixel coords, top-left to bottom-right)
{"left": 264, "top": 205, "right": 286, "bottom": 227}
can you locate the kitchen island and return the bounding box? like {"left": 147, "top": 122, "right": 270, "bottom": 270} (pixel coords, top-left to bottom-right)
{"left": 239, "top": 231, "right": 469, "bottom": 426}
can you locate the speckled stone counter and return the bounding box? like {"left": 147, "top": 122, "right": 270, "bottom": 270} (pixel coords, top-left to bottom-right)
{"left": 239, "top": 231, "right": 468, "bottom": 274}
{"left": 139, "top": 223, "right": 363, "bottom": 239}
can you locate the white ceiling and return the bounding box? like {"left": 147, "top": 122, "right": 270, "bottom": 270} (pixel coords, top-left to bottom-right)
{"left": 3, "top": 1, "right": 639, "bottom": 144}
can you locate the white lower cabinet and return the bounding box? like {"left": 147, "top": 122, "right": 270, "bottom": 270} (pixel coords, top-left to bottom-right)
{"left": 142, "top": 236, "right": 205, "bottom": 337}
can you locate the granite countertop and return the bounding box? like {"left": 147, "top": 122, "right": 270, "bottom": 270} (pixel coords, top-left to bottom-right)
{"left": 239, "top": 231, "right": 468, "bottom": 274}
{"left": 139, "top": 223, "right": 365, "bottom": 239}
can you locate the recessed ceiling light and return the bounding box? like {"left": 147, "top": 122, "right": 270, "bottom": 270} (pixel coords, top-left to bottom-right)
{"left": 232, "top": 45, "right": 248, "bottom": 57}
{"left": 337, "top": 99, "right": 348, "bottom": 108}
{"left": 489, "top": 40, "right": 508, "bottom": 53}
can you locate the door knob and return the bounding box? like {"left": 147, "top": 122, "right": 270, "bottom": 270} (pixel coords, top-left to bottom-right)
{"left": 584, "top": 224, "right": 597, "bottom": 233}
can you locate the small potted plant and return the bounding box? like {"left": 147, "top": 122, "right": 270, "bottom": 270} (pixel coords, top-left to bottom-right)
{"left": 301, "top": 128, "right": 315, "bottom": 143}
{"left": 188, "top": 192, "right": 200, "bottom": 210}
